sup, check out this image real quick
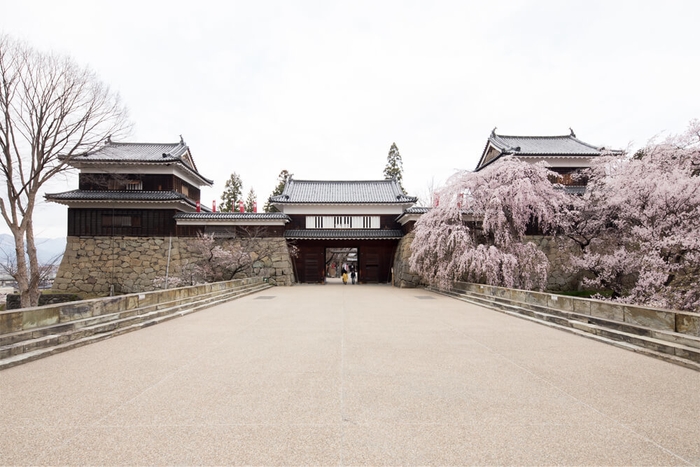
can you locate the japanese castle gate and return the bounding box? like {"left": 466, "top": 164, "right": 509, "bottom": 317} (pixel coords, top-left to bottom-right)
{"left": 269, "top": 179, "right": 418, "bottom": 283}
{"left": 47, "top": 129, "right": 611, "bottom": 290}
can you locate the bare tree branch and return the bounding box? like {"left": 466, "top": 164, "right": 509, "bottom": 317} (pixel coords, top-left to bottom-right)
{"left": 0, "top": 34, "right": 130, "bottom": 307}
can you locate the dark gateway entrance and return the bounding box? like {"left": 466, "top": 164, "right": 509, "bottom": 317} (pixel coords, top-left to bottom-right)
{"left": 325, "top": 247, "right": 357, "bottom": 280}
{"left": 271, "top": 179, "right": 416, "bottom": 285}
{"left": 292, "top": 239, "right": 399, "bottom": 284}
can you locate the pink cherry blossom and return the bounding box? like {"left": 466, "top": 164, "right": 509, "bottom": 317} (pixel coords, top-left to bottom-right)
{"left": 410, "top": 156, "right": 568, "bottom": 290}
{"left": 569, "top": 119, "right": 700, "bottom": 311}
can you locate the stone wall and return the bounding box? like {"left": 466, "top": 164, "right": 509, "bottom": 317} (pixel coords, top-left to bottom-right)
{"left": 524, "top": 235, "right": 582, "bottom": 292}
{"left": 53, "top": 236, "right": 295, "bottom": 295}
{"left": 220, "top": 237, "right": 295, "bottom": 287}
{"left": 392, "top": 231, "right": 422, "bottom": 288}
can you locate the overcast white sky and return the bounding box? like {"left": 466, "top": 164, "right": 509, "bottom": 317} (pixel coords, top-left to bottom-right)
{"left": 1, "top": 0, "right": 698, "bottom": 238}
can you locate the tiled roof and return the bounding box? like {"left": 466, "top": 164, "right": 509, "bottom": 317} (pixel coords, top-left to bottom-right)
{"left": 489, "top": 134, "right": 603, "bottom": 155}
{"left": 270, "top": 179, "right": 417, "bottom": 204}
{"left": 476, "top": 129, "right": 620, "bottom": 172}
{"left": 402, "top": 207, "right": 431, "bottom": 214}
{"left": 396, "top": 206, "right": 430, "bottom": 223}
{"left": 45, "top": 190, "right": 196, "bottom": 205}
{"left": 65, "top": 140, "right": 213, "bottom": 185}
{"left": 284, "top": 229, "right": 404, "bottom": 240}
{"left": 82, "top": 141, "right": 191, "bottom": 161}
{"left": 564, "top": 185, "right": 586, "bottom": 195}
{"left": 174, "top": 212, "right": 290, "bottom": 221}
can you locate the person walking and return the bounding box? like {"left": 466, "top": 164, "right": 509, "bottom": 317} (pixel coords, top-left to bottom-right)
{"left": 350, "top": 270, "right": 356, "bottom": 284}
{"left": 341, "top": 266, "right": 348, "bottom": 285}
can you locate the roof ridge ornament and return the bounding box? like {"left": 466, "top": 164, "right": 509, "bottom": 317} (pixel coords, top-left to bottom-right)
{"left": 491, "top": 127, "right": 497, "bottom": 137}
{"left": 569, "top": 127, "right": 576, "bottom": 138}
{"left": 179, "top": 134, "right": 185, "bottom": 145}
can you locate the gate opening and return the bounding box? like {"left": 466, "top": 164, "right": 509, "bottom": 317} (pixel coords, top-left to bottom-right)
{"left": 326, "top": 247, "right": 358, "bottom": 283}
{"left": 294, "top": 241, "right": 396, "bottom": 284}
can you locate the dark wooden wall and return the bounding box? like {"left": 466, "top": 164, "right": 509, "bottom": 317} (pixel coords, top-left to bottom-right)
{"left": 68, "top": 209, "right": 177, "bottom": 237}
{"left": 78, "top": 173, "right": 201, "bottom": 202}
{"left": 69, "top": 208, "right": 287, "bottom": 238}
{"left": 401, "top": 221, "right": 416, "bottom": 234}
{"left": 293, "top": 239, "right": 398, "bottom": 284}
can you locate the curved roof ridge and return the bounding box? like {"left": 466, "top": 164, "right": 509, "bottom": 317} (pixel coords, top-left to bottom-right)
{"left": 174, "top": 212, "right": 290, "bottom": 220}
{"left": 44, "top": 189, "right": 201, "bottom": 208}
{"left": 107, "top": 141, "right": 182, "bottom": 147}
{"left": 270, "top": 178, "right": 417, "bottom": 204}
{"left": 568, "top": 135, "right": 603, "bottom": 150}
{"left": 477, "top": 128, "right": 616, "bottom": 171}
{"left": 65, "top": 139, "right": 212, "bottom": 186}
{"left": 493, "top": 133, "right": 602, "bottom": 150}
{"left": 288, "top": 178, "right": 400, "bottom": 183}
{"left": 494, "top": 133, "right": 573, "bottom": 139}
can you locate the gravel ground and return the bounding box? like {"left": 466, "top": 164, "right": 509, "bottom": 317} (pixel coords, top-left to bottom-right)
{"left": 1, "top": 283, "right": 698, "bottom": 466}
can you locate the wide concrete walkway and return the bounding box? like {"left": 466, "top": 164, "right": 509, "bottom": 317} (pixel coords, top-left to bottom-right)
{"left": 1, "top": 284, "right": 699, "bottom": 466}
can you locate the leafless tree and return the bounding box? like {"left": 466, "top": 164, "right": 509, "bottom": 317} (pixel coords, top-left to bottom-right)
{"left": 0, "top": 247, "right": 62, "bottom": 289}
{"left": 0, "top": 35, "right": 130, "bottom": 307}
{"left": 416, "top": 176, "right": 438, "bottom": 207}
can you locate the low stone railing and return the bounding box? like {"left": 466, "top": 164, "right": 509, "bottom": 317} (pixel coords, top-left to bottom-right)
{"left": 0, "top": 277, "right": 263, "bottom": 335}
{"left": 452, "top": 281, "right": 700, "bottom": 338}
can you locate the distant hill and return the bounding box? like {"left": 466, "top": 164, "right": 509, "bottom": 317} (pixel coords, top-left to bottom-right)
{"left": 0, "top": 234, "right": 66, "bottom": 266}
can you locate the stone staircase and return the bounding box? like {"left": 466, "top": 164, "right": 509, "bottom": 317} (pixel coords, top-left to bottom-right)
{"left": 0, "top": 280, "right": 271, "bottom": 371}
{"left": 429, "top": 286, "right": 700, "bottom": 372}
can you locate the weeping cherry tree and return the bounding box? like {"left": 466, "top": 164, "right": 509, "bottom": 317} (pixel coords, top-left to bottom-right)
{"left": 568, "top": 120, "right": 700, "bottom": 311}
{"left": 409, "top": 157, "right": 569, "bottom": 290}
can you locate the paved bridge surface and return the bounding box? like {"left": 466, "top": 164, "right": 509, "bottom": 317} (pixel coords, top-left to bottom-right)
{"left": 1, "top": 283, "right": 699, "bottom": 466}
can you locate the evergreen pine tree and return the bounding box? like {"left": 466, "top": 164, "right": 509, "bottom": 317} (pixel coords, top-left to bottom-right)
{"left": 383, "top": 142, "right": 405, "bottom": 192}
{"left": 244, "top": 187, "right": 257, "bottom": 212}
{"left": 220, "top": 172, "right": 243, "bottom": 212}
{"left": 264, "top": 170, "right": 291, "bottom": 212}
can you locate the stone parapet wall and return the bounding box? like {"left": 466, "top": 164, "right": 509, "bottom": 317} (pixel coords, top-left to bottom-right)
{"left": 6, "top": 294, "right": 81, "bottom": 310}
{"left": 452, "top": 281, "right": 700, "bottom": 337}
{"left": 53, "top": 236, "right": 294, "bottom": 295}
{"left": 1, "top": 278, "right": 261, "bottom": 334}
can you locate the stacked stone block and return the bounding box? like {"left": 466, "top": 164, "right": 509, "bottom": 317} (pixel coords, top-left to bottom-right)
{"left": 53, "top": 236, "right": 295, "bottom": 295}
{"left": 392, "top": 231, "right": 422, "bottom": 288}
{"left": 524, "top": 235, "right": 582, "bottom": 292}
